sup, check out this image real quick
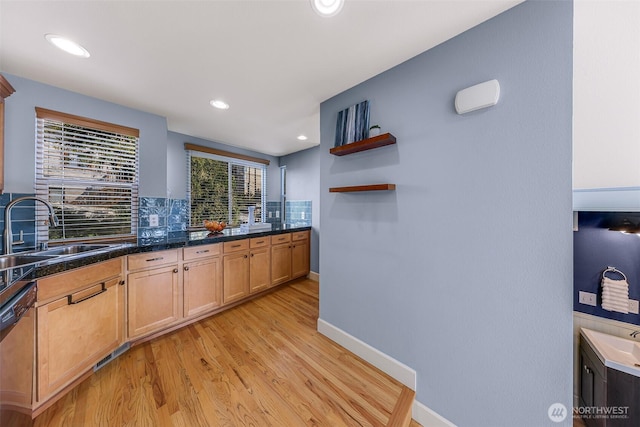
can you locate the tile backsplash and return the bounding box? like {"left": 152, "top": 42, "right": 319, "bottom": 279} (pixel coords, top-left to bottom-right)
{"left": 138, "top": 197, "right": 188, "bottom": 245}
{"left": 0, "top": 195, "right": 305, "bottom": 249}
{"left": 285, "top": 200, "right": 312, "bottom": 227}
{"left": 0, "top": 192, "right": 38, "bottom": 253}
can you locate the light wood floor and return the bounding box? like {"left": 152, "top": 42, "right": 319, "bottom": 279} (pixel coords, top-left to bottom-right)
{"left": 34, "top": 279, "right": 421, "bottom": 426}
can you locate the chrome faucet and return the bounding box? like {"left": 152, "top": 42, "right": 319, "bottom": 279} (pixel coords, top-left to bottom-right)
{"left": 3, "top": 196, "right": 60, "bottom": 254}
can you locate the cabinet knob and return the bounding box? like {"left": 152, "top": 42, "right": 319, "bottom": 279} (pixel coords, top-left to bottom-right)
{"left": 173, "top": 268, "right": 179, "bottom": 273}
{"left": 244, "top": 255, "right": 248, "bottom": 258}
{"left": 584, "top": 365, "right": 592, "bottom": 374}
{"left": 119, "top": 280, "right": 125, "bottom": 286}
{"left": 184, "top": 266, "right": 190, "bottom": 271}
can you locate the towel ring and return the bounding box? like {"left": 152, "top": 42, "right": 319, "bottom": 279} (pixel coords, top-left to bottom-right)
{"left": 602, "top": 266, "right": 628, "bottom": 281}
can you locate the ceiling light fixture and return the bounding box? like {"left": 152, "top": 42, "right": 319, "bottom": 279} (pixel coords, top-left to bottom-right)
{"left": 45, "top": 34, "right": 90, "bottom": 58}
{"left": 297, "top": 135, "right": 308, "bottom": 141}
{"left": 210, "top": 99, "right": 230, "bottom": 110}
{"left": 608, "top": 218, "right": 640, "bottom": 234}
{"left": 311, "top": 0, "right": 344, "bottom": 17}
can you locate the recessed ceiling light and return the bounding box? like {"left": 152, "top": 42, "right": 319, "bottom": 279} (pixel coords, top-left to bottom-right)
{"left": 210, "top": 100, "right": 230, "bottom": 110}
{"left": 45, "top": 34, "right": 90, "bottom": 58}
{"left": 297, "top": 135, "right": 308, "bottom": 141}
{"left": 311, "top": 0, "right": 344, "bottom": 17}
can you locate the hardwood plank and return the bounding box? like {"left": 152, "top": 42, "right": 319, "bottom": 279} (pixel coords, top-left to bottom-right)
{"left": 387, "top": 386, "right": 415, "bottom": 427}
{"left": 35, "top": 279, "right": 422, "bottom": 426}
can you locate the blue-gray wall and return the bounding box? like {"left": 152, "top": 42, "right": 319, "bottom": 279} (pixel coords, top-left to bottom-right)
{"left": 2, "top": 74, "right": 280, "bottom": 202}
{"left": 319, "top": 1, "right": 574, "bottom": 426}
{"left": 4, "top": 74, "right": 168, "bottom": 197}
{"left": 280, "top": 146, "right": 320, "bottom": 273}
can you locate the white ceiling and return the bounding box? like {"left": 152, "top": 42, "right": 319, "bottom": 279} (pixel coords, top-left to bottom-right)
{"left": 0, "top": 0, "right": 522, "bottom": 157}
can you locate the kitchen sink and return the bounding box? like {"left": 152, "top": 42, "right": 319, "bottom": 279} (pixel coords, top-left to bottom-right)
{"left": 0, "top": 254, "right": 59, "bottom": 269}
{"left": 0, "top": 243, "right": 128, "bottom": 271}
{"left": 39, "top": 244, "right": 112, "bottom": 256}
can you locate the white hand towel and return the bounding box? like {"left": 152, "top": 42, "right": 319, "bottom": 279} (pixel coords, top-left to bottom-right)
{"left": 601, "top": 276, "right": 630, "bottom": 314}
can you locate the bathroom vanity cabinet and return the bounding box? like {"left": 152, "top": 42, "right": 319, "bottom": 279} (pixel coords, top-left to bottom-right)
{"left": 579, "top": 338, "right": 639, "bottom": 427}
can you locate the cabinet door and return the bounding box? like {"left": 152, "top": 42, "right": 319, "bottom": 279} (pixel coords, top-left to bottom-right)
{"left": 127, "top": 265, "right": 180, "bottom": 338}
{"left": 1, "top": 307, "right": 34, "bottom": 409}
{"left": 37, "top": 278, "right": 123, "bottom": 400}
{"left": 271, "top": 243, "right": 291, "bottom": 286}
{"left": 223, "top": 252, "right": 249, "bottom": 304}
{"left": 291, "top": 239, "right": 309, "bottom": 279}
{"left": 579, "top": 346, "right": 606, "bottom": 427}
{"left": 250, "top": 247, "right": 271, "bottom": 293}
{"left": 183, "top": 257, "right": 222, "bottom": 318}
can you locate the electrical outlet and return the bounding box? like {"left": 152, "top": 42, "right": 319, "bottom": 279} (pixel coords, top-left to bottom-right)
{"left": 579, "top": 291, "right": 597, "bottom": 307}
{"left": 629, "top": 299, "right": 639, "bottom": 314}
{"left": 149, "top": 214, "right": 159, "bottom": 227}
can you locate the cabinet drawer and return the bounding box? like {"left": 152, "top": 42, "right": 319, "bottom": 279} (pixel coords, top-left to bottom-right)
{"left": 183, "top": 243, "right": 221, "bottom": 261}
{"left": 128, "top": 249, "right": 178, "bottom": 271}
{"left": 223, "top": 239, "right": 250, "bottom": 253}
{"left": 250, "top": 237, "right": 270, "bottom": 249}
{"left": 271, "top": 234, "right": 291, "bottom": 245}
{"left": 292, "top": 231, "right": 309, "bottom": 241}
{"left": 38, "top": 258, "right": 122, "bottom": 302}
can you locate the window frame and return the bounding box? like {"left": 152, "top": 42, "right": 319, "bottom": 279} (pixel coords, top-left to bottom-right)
{"left": 35, "top": 107, "right": 140, "bottom": 244}
{"left": 185, "top": 143, "right": 269, "bottom": 228}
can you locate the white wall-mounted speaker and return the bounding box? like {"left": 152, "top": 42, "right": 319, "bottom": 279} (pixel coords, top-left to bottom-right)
{"left": 454, "top": 79, "right": 500, "bottom": 114}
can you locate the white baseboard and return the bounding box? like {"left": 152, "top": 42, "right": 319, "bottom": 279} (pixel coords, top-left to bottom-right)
{"left": 307, "top": 271, "right": 319, "bottom": 282}
{"left": 317, "top": 318, "right": 416, "bottom": 390}
{"left": 413, "top": 400, "right": 457, "bottom": 427}
{"left": 317, "top": 318, "right": 456, "bottom": 426}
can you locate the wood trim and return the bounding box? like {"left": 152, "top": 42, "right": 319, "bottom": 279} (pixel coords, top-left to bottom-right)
{"left": 35, "top": 107, "right": 140, "bottom": 138}
{"left": 0, "top": 74, "right": 16, "bottom": 99}
{"left": 329, "top": 184, "right": 396, "bottom": 193}
{"left": 184, "top": 142, "right": 270, "bottom": 165}
{"left": 387, "top": 386, "right": 415, "bottom": 427}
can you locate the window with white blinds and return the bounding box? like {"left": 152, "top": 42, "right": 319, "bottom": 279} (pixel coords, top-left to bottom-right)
{"left": 186, "top": 144, "right": 267, "bottom": 228}
{"left": 35, "top": 108, "right": 139, "bottom": 243}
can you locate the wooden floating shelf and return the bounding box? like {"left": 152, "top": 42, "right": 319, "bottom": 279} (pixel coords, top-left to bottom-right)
{"left": 329, "top": 184, "right": 396, "bottom": 193}
{"left": 329, "top": 133, "right": 396, "bottom": 156}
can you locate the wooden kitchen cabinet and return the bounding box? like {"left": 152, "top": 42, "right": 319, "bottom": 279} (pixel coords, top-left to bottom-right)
{"left": 223, "top": 240, "right": 250, "bottom": 304}
{"left": 36, "top": 259, "right": 124, "bottom": 401}
{"left": 127, "top": 249, "right": 180, "bottom": 338}
{"left": 183, "top": 244, "right": 222, "bottom": 318}
{"left": 249, "top": 237, "right": 271, "bottom": 293}
{"left": 0, "top": 307, "right": 34, "bottom": 410}
{"left": 291, "top": 231, "right": 310, "bottom": 279}
{"left": 271, "top": 231, "right": 310, "bottom": 285}
{"left": 0, "top": 74, "right": 16, "bottom": 194}
{"left": 271, "top": 233, "right": 292, "bottom": 286}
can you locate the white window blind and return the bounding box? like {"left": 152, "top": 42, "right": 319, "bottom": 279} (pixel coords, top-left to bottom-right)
{"left": 186, "top": 146, "right": 267, "bottom": 228}
{"left": 35, "top": 108, "right": 139, "bottom": 243}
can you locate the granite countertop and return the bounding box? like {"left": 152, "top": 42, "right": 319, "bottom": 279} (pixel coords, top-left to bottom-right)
{"left": 33, "top": 224, "right": 311, "bottom": 278}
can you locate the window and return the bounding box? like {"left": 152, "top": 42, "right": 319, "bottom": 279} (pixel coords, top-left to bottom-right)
{"left": 35, "top": 108, "right": 139, "bottom": 243}
{"left": 186, "top": 143, "right": 268, "bottom": 228}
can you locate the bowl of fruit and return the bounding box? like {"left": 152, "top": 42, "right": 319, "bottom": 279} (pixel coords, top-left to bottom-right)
{"left": 204, "top": 220, "right": 226, "bottom": 233}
